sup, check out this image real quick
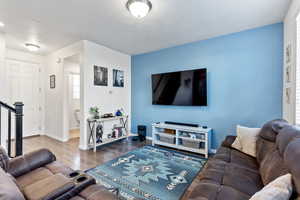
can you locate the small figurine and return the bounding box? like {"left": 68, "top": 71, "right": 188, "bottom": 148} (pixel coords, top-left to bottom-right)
{"left": 116, "top": 108, "right": 124, "bottom": 116}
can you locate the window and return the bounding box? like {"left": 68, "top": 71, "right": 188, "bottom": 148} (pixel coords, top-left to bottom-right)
{"left": 72, "top": 74, "right": 80, "bottom": 99}
{"left": 296, "top": 15, "right": 300, "bottom": 125}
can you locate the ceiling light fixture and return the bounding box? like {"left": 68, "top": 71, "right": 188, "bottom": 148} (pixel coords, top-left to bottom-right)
{"left": 126, "top": 0, "right": 152, "bottom": 19}
{"left": 0, "top": 22, "right": 5, "bottom": 27}
{"left": 25, "top": 43, "right": 40, "bottom": 52}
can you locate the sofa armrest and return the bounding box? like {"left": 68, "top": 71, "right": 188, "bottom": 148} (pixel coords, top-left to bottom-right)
{"left": 8, "top": 149, "right": 56, "bottom": 178}
{"left": 221, "top": 135, "right": 237, "bottom": 148}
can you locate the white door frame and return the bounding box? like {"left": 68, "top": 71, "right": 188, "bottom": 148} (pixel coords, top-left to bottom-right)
{"left": 62, "top": 53, "right": 82, "bottom": 142}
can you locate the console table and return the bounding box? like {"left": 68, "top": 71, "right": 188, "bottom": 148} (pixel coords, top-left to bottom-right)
{"left": 152, "top": 123, "right": 212, "bottom": 158}
{"left": 87, "top": 115, "right": 129, "bottom": 152}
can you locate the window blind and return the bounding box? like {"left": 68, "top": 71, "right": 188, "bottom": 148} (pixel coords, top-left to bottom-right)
{"left": 296, "top": 20, "right": 300, "bottom": 124}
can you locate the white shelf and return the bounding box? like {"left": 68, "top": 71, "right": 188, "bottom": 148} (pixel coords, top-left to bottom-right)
{"left": 152, "top": 123, "right": 212, "bottom": 158}
{"left": 88, "top": 135, "right": 129, "bottom": 148}
{"left": 153, "top": 140, "right": 206, "bottom": 155}
{"left": 153, "top": 123, "right": 212, "bottom": 133}
{"left": 87, "top": 115, "right": 129, "bottom": 152}
{"left": 155, "top": 132, "right": 176, "bottom": 138}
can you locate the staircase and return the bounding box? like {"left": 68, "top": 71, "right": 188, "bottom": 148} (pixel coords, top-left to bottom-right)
{"left": 0, "top": 101, "right": 23, "bottom": 157}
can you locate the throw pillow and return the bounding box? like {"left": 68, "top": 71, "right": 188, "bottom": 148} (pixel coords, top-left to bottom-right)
{"left": 249, "top": 173, "right": 293, "bottom": 200}
{"left": 231, "top": 125, "right": 261, "bottom": 157}
{"left": 0, "top": 167, "right": 25, "bottom": 200}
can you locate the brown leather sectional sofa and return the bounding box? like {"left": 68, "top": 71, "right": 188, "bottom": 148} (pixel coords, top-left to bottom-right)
{"left": 1, "top": 119, "right": 300, "bottom": 200}
{"left": 0, "top": 147, "right": 117, "bottom": 200}
{"left": 188, "top": 119, "right": 300, "bottom": 200}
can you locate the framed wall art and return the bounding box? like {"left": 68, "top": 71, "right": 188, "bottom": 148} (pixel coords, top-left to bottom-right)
{"left": 94, "top": 65, "right": 108, "bottom": 86}
{"left": 113, "top": 69, "right": 124, "bottom": 87}
{"left": 50, "top": 75, "right": 56, "bottom": 89}
{"left": 286, "top": 44, "right": 292, "bottom": 64}
{"left": 286, "top": 65, "right": 291, "bottom": 83}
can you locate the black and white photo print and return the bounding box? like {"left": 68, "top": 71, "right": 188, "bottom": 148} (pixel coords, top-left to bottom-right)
{"left": 94, "top": 65, "right": 108, "bottom": 86}
{"left": 113, "top": 69, "right": 124, "bottom": 87}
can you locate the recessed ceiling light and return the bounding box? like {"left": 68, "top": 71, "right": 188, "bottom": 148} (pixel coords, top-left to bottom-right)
{"left": 126, "top": 0, "right": 152, "bottom": 19}
{"left": 0, "top": 22, "right": 5, "bottom": 27}
{"left": 25, "top": 43, "right": 40, "bottom": 52}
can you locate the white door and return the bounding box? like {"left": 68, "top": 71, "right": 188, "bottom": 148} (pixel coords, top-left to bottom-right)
{"left": 6, "top": 60, "right": 40, "bottom": 137}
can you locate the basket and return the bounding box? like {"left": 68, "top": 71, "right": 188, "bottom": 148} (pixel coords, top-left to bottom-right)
{"left": 182, "top": 138, "right": 202, "bottom": 149}
{"left": 157, "top": 134, "right": 175, "bottom": 144}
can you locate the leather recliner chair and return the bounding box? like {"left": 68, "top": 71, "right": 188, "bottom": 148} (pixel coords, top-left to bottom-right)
{"left": 0, "top": 147, "right": 117, "bottom": 200}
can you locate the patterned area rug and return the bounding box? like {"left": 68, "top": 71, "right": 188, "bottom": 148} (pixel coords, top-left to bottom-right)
{"left": 87, "top": 146, "right": 207, "bottom": 200}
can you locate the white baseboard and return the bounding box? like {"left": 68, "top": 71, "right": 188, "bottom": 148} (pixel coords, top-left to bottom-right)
{"left": 79, "top": 144, "right": 88, "bottom": 150}
{"left": 70, "top": 127, "right": 80, "bottom": 131}
{"left": 45, "top": 133, "right": 68, "bottom": 142}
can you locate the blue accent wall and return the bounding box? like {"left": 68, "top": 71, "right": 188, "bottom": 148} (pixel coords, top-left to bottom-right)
{"left": 131, "top": 23, "right": 283, "bottom": 149}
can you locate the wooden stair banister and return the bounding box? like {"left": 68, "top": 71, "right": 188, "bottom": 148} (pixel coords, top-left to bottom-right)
{"left": 0, "top": 101, "right": 24, "bottom": 157}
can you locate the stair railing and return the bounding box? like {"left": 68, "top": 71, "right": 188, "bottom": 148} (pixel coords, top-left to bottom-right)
{"left": 0, "top": 101, "right": 23, "bottom": 157}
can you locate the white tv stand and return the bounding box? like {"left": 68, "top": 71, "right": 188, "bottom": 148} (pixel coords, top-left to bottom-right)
{"left": 152, "top": 123, "right": 212, "bottom": 158}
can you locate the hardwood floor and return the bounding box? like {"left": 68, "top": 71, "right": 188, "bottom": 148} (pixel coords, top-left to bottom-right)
{"left": 69, "top": 129, "right": 80, "bottom": 139}
{"left": 23, "top": 135, "right": 148, "bottom": 170}
{"left": 22, "top": 135, "right": 200, "bottom": 199}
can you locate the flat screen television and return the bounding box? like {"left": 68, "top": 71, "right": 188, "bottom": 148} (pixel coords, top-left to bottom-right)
{"left": 152, "top": 68, "right": 207, "bottom": 106}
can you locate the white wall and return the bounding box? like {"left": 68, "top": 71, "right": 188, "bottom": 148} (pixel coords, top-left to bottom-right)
{"left": 45, "top": 41, "right": 83, "bottom": 142}
{"left": 80, "top": 40, "right": 131, "bottom": 150}
{"left": 44, "top": 40, "right": 131, "bottom": 149}
{"left": 0, "top": 33, "right": 7, "bottom": 148}
{"left": 283, "top": 0, "right": 300, "bottom": 123}
{"left": 0, "top": 33, "right": 6, "bottom": 101}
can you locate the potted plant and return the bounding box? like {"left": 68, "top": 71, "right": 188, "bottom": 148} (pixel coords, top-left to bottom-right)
{"left": 90, "top": 106, "right": 100, "bottom": 119}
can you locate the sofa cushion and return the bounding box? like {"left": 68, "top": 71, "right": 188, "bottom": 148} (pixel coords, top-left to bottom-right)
{"left": 256, "top": 119, "right": 288, "bottom": 163}
{"left": 16, "top": 167, "right": 53, "bottom": 188}
{"left": 256, "top": 137, "right": 276, "bottom": 165}
{"left": 257, "top": 119, "right": 288, "bottom": 143}
{"left": 23, "top": 173, "right": 75, "bottom": 200}
{"left": 197, "top": 159, "right": 263, "bottom": 198}
{"left": 0, "top": 167, "right": 25, "bottom": 200}
{"left": 70, "top": 197, "right": 85, "bottom": 200}
{"left": 259, "top": 150, "right": 289, "bottom": 185}
{"left": 45, "top": 161, "right": 74, "bottom": 176}
{"left": 189, "top": 180, "right": 252, "bottom": 200}
{"left": 214, "top": 146, "right": 259, "bottom": 172}
{"left": 277, "top": 126, "right": 300, "bottom": 156}
{"left": 16, "top": 161, "right": 75, "bottom": 189}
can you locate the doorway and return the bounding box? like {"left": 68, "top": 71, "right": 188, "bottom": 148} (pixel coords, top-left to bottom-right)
{"left": 6, "top": 59, "right": 42, "bottom": 137}
{"left": 63, "top": 54, "right": 80, "bottom": 140}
